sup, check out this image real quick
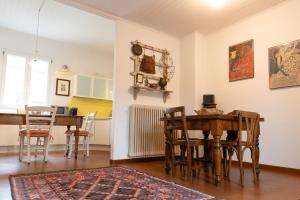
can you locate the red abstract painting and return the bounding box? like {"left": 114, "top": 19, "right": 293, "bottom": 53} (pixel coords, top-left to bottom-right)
{"left": 229, "top": 39, "right": 254, "bottom": 81}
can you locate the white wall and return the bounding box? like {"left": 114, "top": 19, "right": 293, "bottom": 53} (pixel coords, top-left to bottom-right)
{"left": 199, "top": 0, "right": 300, "bottom": 169}
{"left": 180, "top": 33, "right": 197, "bottom": 114}
{"left": 180, "top": 32, "right": 210, "bottom": 114}
{"left": 0, "top": 27, "right": 114, "bottom": 146}
{"left": 111, "top": 19, "right": 180, "bottom": 160}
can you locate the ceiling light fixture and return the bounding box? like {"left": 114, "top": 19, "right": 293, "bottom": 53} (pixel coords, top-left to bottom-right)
{"left": 55, "top": 65, "right": 75, "bottom": 76}
{"left": 208, "top": 0, "right": 226, "bottom": 8}
{"left": 29, "top": 0, "right": 46, "bottom": 65}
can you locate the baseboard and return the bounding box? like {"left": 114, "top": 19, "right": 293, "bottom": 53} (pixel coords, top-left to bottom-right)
{"left": 110, "top": 156, "right": 165, "bottom": 164}
{"left": 110, "top": 157, "right": 300, "bottom": 174}
{"left": 231, "top": 160, "right": 300, "bottom": 174}
{"left": 0, "top": 144, "right": 110, "bottom": 154}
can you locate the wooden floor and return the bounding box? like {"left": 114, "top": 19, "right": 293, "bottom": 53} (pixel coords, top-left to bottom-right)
{"left": 1, "top": 151, "right": 300, "bottom": 200}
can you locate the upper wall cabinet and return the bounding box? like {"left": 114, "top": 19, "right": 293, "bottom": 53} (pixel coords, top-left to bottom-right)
{"left": 75, "top": 75, "right": 92, "bottom": 97}
{"left": 74, "top": 75, "right": 113, "bottom": 100}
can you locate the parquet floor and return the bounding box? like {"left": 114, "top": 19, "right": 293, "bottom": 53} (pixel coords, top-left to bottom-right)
{"left": 1, "top": 151, "right": 299, "bottom": 200}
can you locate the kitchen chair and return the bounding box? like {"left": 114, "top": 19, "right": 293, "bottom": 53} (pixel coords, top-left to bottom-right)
{"left": 163, "top": 106, "right": 210, "bottom": 179}
{"left": 222, "top": 110, "right": 260, "bottom": 186}
{"left": 64, "top": 112, "right": 96, "bottom": 158}
{"left": 19, "top": 106, "right": 57, "bottom": 164}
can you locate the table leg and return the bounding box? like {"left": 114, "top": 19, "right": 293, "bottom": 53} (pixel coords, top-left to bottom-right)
{"left": 203, "top": 131, "right": 210, "bottom": 165}
{"left": 75, "top": 126, "right": 79, "bottom": 160}
{"left": 65, "top": 125, "right": 71, "bottom": 157}
{"left": 211, "top": 120, "right": 223, "bottom": 185}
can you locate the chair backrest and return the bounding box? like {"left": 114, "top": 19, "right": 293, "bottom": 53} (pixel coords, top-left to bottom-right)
{"left": 25, "top": 105, "right": 57, "bottom": 135}
{"left": 83, "top": 112, "right": 97, "bottom": 132}
{"left": 237, "top": 110, "right": 260, "bottom": 147}
{"left": 163, "top": 106, "right": 189, "bottom": 145}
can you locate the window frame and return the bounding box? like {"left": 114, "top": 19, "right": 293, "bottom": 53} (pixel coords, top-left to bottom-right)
{"left": 0, "top": 50, "right": 52, "bottom": 109}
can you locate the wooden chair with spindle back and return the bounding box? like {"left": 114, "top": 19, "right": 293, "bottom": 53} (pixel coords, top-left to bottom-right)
{"left": 164, "top": 106, "right": 208, "bottom": 179}
{"left": 19, "top": 105, "right": 57, "bottom": 164}
{"left": 222, "top": 110, "right": 260, "bottom": 186}
{"left": 65, "top": 112, "right": 96, "bottom": 158}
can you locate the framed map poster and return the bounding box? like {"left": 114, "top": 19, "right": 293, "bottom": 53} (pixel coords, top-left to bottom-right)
{"left": 229, "top": 39, "right": 254, "bottom": 81}
{"left": 269, "top": 39, "right": 300, "bottom": 89}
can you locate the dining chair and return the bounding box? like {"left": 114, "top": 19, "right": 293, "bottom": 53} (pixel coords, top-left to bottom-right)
{"left": 64, "top": 112, "right": 96, "bottom": 158}
{"left": 222, "top": 110, "right": 260, "bottom": 186}
{"left": 163, "top": 106, "right": 210, "bottom": 179}
{"left": 19, "top": 105, "right": 57, "bottom": 164}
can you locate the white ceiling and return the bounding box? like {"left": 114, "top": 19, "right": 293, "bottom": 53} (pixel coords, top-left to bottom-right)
{"left": 0, "top": 0, "right": 115, "bottom": 52}
{"left": 64, "top": 0, "right": 286, "bottom": 37}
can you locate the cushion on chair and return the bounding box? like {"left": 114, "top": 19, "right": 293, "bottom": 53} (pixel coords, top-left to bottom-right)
{"left": 19, "top": 129, "right": 49, "bottom": 137}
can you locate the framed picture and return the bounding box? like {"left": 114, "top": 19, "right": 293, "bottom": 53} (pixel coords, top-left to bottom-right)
{"left": 136, "top": 73, "right": 144, "bottom": 84}
{"left": 56, "top": 79, "right": 70, "bottom": 96}
{"left": 269, "top": 39, "right": 300, "bottom": 89}
{"left": 229, "top": 39, "right": 254, "bottom": 81}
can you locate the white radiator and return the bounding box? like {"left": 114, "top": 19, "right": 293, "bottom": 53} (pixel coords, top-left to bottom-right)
{"left": 129, "top": 104, "right": 166, "bottom": 158}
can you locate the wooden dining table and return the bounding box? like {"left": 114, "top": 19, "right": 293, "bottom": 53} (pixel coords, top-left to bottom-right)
{"left": 0, "top": 113, "right": 83, "bottom": 159}
{"left": 162, "top": 113, "right": 264, "bottom": 184}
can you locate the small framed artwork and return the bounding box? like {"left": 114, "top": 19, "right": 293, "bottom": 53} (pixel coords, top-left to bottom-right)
{"left": 269, "top": 39, "right": 300, "bottom": 89}
{"left": 56, "top": 79, "right": 70, "bottom": 96}
{"left": 229, "top": 39, "right": 254, "bottom": 81}
{"left": 136, "top": 73, "right": 144, "bottom": 84}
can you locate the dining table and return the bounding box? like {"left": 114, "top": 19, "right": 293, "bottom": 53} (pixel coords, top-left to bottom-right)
{"left": 0, "top": 113, "right": 83, "bottom": 159}
{"left": 162, "top": 112, "right": 264, "bottom": 184}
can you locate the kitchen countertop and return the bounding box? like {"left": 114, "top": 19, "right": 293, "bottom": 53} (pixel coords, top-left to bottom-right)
{"left": 93, "top": 117, "right": 112, "bottom": 120}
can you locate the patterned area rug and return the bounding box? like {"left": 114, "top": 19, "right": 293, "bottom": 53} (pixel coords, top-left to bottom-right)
{"left": 10, "top": 166, "right": 218, "bottom": 200}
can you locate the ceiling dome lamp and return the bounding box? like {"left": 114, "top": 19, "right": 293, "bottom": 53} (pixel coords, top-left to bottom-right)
{"left": 55, "top": 65, "right": 75, "bottom": 76}
{"left": 208, "top": 0, "right": 226, "bottom": 8}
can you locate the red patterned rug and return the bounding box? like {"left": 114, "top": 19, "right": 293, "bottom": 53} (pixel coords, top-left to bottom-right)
{"left": 9, "top": 166, "right": 218, "bottom": 200}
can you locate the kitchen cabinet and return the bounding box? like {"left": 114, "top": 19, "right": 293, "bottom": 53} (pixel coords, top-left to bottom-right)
{"left": 73, "top": 75, "right": 113, "bottom": 100}
{"left": 92, "top": 118, "right": 111, "bottom": 145}
{"left": 75, "top": 75, "right": 92, "bottom": 97}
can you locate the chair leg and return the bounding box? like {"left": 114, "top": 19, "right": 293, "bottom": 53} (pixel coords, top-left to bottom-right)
{"left": 227, "top": 148, "right": 234, "bottom": 179}
{"left": 35, "top": 137, "right": 40, "bottom": 157}
{"left": 65, "top": 135, "right": 70, "bottom": 157}
{"left": 83, "top": 136, "right": 87, "bottom": 156}
{"left": 170, "top": 145, "right": 176, "bottom": 177}
{"left": 68, "top": 134, "right": 73, "bottom": 159}
{"left": 44, "top": 136, "right": 49, "bottom": 162}
{"left": 19, "top": 135, "right": 24, "bottom": 162}
{"left": 251, "top": 148, "right": 257, "bottom": 184}
{"left": 165, "top": 143, "right": 170, "bottom": 174}
{"left": 186, "top": 148, "right": 192, "bottom": 179}
{"left": 86, "top": 136, "right": 90, "bottom": 157}
{"left": 239, "top": 150, "right": 245, "bottom": 186}
{"left": 179, "top": 145, "right": 186, "bottom": 175}
{"left": 27, "top": 137, "right": 31, "bottom": 164}
{"left": 190, "top": 147, "right": 195, "bottom": 178}
{"left": 195, "top": 146, "right": 199, "bottom": 163}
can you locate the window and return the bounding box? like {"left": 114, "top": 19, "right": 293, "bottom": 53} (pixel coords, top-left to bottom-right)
{"left": 3, "top": 54, "right": 26, "bottom": 105}
{"left": 28, "top": 60, "right": 49, "bottom": 105}
{"left": 1, "top": 51, "right": 50, "bottom": 107}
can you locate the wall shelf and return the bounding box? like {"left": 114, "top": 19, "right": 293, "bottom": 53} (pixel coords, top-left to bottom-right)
{"left": 131, "top": 85, "right": 172, "bottom": 103}
{"left": 130, "top": 41, "right": 174, "bottom": 103}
